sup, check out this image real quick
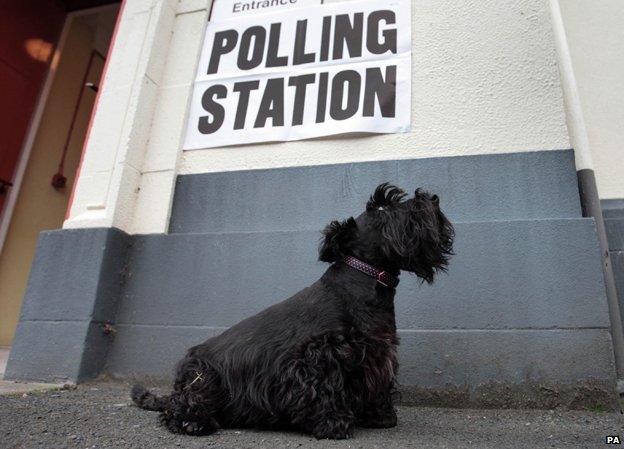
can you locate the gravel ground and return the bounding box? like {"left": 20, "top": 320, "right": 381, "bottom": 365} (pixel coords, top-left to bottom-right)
{"left": 1, "top": 381, "right": 622, "bottom": 449}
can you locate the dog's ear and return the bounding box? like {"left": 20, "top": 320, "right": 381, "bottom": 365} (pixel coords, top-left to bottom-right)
{"left": 366, "top": 183, "right": 407, "bottom": 211}
{"left": 318, "top": 217, "right": 358, "bottom": 263}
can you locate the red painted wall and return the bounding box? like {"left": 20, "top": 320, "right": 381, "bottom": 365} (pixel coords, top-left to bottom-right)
{"left": 0, "top": 1, "right": 66, "bottom": 214}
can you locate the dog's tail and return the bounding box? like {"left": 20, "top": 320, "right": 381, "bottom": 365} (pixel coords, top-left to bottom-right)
{"left": 131, "top": 384, "right": 169, "bottom": 411}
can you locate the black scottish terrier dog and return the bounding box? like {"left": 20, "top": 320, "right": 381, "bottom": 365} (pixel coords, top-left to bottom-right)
{"left": 132, "top": 183, "right": 454, "bottom": 439}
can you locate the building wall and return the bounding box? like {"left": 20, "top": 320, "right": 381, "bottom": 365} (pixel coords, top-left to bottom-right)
{"left": 560, "top": 1, "right": 624, "bottom": 352}
{"left": 180, "top": 0, "right": 570, "bottom": 175}
{"left": 0, "top": 18, "right": 103, "bottom": 346}
{"left": 63, "top": 0, "right": 570, "bottom": 235}
{"left": 560, "top": 0, "right": 624, "bottom": 200}
{"left": 6, "top": 0, "right": 622, "bottom": 407}
{"left": 7, "top": 150, "right": 621, "bottom": 408}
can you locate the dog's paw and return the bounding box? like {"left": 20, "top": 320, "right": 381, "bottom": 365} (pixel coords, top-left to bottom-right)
{"left": 180, "top": 419, "right": 219, "bottom": 436}
{"left": 313, "top": 429, "right": 353, "bottom": 440}
{"left": 182, "top": 421, "right": 204, "bottom": 435}
{"left": 312, "top": 420, "right": 354, "bottom": 440}
{"left": 358, "top": 409, "right": 397, "bottom": 429}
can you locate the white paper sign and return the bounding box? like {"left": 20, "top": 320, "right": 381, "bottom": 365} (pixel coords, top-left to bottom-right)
{"left": 211, "top": 0, "right": 321, "bottom": 21}
{"left": 183, "top": 0, "right": 411, "bottom": 150}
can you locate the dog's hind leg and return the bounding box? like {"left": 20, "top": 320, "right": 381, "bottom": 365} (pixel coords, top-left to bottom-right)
{"left": 284, "top": 335, "right": 356, "bottom": 439}
{"left": 160, "top": 356, "right": 227, "bottom": 436}
{"left": 307, "top": 404, "right": 355, "bottom": 440}
{"left": 160, "top": 391, "right": 221, "bottom": 435}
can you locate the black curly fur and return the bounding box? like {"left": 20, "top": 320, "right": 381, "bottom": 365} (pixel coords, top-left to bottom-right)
{"left": 132, "top": 183, "right": 454, "bottom": 439}
{"left": 366, "top": 182, "right": 407, "bottom": 211}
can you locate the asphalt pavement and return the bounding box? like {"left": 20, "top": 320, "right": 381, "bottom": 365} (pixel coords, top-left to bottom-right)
{"left": 1, "top": 381, "right": 622, "bottom": 449}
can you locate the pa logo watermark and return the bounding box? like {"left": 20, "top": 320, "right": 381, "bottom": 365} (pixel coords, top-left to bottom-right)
{"left": 606, "top": 435, "right": 622, "bottom": 444}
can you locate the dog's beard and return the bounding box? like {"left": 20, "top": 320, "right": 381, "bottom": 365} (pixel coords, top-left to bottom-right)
{"left": 378, "top": 204, "right": 454, "bottom": 283}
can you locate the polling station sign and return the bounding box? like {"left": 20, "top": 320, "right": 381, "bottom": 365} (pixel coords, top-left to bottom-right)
{"left": 211, "top": 0, "right": 321, "bottom": 21}
{"left": 182, "top": 0, "right": 411, "bottom": 150}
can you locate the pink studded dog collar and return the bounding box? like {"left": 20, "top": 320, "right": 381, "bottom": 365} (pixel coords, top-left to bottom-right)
{"left": 343, "top": 256, "right": 399, "bottom": 288}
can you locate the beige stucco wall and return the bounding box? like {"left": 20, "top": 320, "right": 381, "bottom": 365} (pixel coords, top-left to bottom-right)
{"left": 0, "top": 18, "right": 103, "bottom": 346}
{"left": 559, "top": 0, "right": 624, "bottom": 200}
{"left": 64, "top": 0, "right": 571, "bottom": 235}
{"left": 182, "top": 0, "right": 570, "bottom": 174}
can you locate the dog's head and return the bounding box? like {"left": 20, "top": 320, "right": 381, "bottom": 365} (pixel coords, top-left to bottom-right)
{"left": 319, "top": 183, "right": 454, "bottom": 283}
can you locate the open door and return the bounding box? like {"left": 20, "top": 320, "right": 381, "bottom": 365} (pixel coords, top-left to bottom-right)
{"left": 0, "top": 4, "right": 120, "bottom": 355}
{"left": 0, "top": 1, "right": 66, "bottom": 215}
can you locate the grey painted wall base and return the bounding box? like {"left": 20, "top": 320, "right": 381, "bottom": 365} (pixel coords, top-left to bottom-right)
{"left": 602, "top": 199, "right": 624, "bottom": 332}
{"left": 170, "top": 150, "right": 582, "bottom": 234}
{"left": 5, "top": 228, "right": 130, "bottom": 382}
{"left": 106, "top": 324, "right": 617, "bottom": 409}
{"left": 577, "top": 170, "right": 624, "bottom": 378}
{"left": 6, "top": 150, "right": 620, "bottom": 409}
